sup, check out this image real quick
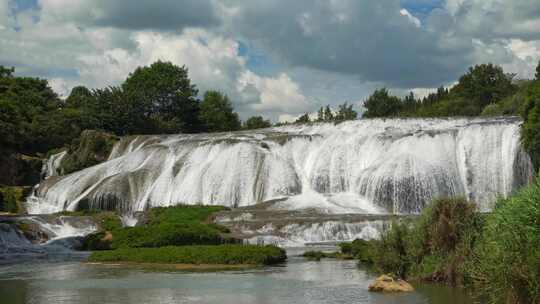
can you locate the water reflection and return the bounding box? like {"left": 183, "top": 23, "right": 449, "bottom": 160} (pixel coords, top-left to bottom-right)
{"left": 0, "top": 253, "right": 473, "bottom": 304}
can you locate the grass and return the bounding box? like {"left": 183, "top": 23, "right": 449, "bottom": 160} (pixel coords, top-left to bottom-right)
{"left": 82, "top": 205, "right": 236, "bottom": 251}
{"left": 469, "top": 180, "right": 540, "bottom": 303}
{"left": 89, "top": 245, "right": 287, "bottom": 265}
{"left": 108, "top": 205, "right": 234, "bottom": 249}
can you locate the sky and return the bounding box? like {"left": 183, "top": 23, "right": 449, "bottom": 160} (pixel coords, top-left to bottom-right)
{"left": 1, "top": 0, "right": 539, "bottom": 122}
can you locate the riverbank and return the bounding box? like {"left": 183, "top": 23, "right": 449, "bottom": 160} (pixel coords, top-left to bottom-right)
{"left": 338, "top": 181, "right": 540, "bottom": 303}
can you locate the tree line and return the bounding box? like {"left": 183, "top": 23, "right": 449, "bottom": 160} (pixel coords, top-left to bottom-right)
{"left": 0, "top": 61, "right": 361, "bottom": 158}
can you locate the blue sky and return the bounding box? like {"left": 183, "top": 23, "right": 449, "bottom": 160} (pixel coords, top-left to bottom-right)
{"left": 1, "top": 0, "right": 539, "bottom": 121}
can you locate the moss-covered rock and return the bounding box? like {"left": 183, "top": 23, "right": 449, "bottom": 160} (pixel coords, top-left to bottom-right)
{"left": 0, "top": 186, "right": 31, "bottom": 214}
{"left": 58, "top": 130, "right": 119, "bottom": 175}
{"left": 0, "top": 150, "right": 42, "bottom": 186}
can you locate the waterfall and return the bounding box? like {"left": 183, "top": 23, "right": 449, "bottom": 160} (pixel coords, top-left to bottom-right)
{"left": 41, "top": 150, "right": 68, "bottom": 179}
{"left": 26, "top": 117, "right": 534, "bottom": 215}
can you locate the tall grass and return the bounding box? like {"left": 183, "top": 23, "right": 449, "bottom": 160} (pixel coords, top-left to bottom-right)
{"left": 470, "top": 181, "right": 540, "bottom": 303}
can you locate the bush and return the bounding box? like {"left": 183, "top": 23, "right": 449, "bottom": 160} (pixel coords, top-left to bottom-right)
{"left": 367, "top": 197, "right": 483, "bottom": 283}
{"left": 340, "top": 239, "right": 376, "bottom": 264}
{"left": 89, "top": 245, "right": 287, "bottom": 265}
{"left": 111, "top": 223, "right": 228, "bottom": 249}
{"left": 0, "top": 186, "right": 26, "bottom": 213}
{"left": 471, "top": 179, "right": 540, "bottom": 303}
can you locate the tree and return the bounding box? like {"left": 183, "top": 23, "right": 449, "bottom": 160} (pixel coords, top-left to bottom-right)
{"left": 199, "top": 91, "right": 241, "bottom": 132}
{"left": 452, "top": 64, "right": 516, "bottom": 109}
{"left": 243, "top": 116, "right": 271, "bottom": 130}
{"left": 316, "top": 107, "right": 324, "bottom": 122}
{"left": 536, "top": 61, "right": 540, "bottom": 80}
{"left": 66, "top": 86, "right": 93, "bottom": 108}
{"left": 521, "top": 81, "right": 540, "bottom": 170}
{"left": 335, "top": 102, "right": 358, "bottom": 121}
{"left": 122, "top": 61, "right": 201, "bottom": 133}
{"left": 362, "top": 88, "right": 402, "bottom": 118}
{"left": 324, "top": 105, "right": 334, "bottom": 121}
{"left": 295, "top": 113, "right": 311, "bottom": 124}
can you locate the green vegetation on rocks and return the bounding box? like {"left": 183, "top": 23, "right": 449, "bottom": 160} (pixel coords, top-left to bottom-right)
{"left": 89, "top": 244, "right": 286, "bottom": 265}
{"left": 84, "top": 205, "right": 286, "bottom": 267}
{"left": 59, "top": 130, "right": 118, "bottom": 175}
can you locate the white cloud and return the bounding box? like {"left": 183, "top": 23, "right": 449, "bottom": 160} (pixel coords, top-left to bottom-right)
{"left": 238, "top": 71, "right": 310, "bottom": 113}
{"left": 400, "top": 9, "right": 421, "bottom": 27}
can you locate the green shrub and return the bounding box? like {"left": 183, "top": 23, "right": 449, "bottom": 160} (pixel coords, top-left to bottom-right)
{"left": 89, "top": 245, "right": 287, "bottom": 265}
{"left": 371, "top": 220, "right": 413, "bottom": 278}
{"left": 340, "top": 239, "right": 376, "bottom": 264}
{"left": 0, "top": 186, "right": 25, "bottom": 213}
{"left": 367, "top": 197, "right": 483, "bottom": 283}
{"left": 471, "top": 179, "right": 540, "bottom": 304}
{"left": 111, "top": 223, "right": 228, "bottom": 249}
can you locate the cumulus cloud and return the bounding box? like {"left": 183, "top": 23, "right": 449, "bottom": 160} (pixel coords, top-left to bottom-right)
{"left": 1, "top": 0, "right": 539, "bottom": 121}
{"left": 238, "top": 71, "right": 310, "bottom": 113}
{"left": 74, "top": 29, "right": 310, "bottom": 119}
{"left": 222, "top": 0, "right": 474, "bottom": 87}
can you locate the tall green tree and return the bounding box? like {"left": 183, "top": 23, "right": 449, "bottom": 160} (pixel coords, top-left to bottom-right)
{"left": 520, "top": 81, "right": 540, "bottom": 170}
{"left": 199, "top": 91, "right": 241, "bottom": 132}
{"left": 122, "top": 61, "right": 201, "bottom": 133}
{"left": 362, "top": 88, "right": 402, "bottom": 118}
{"left": 452, "top": 64, "right": 516, "bottom": 109}
{"left": 324, "top": 105, "right": 334, "bottom": 121}
{"left": 243, "top": 116, "right": 271, "bottom": 130}
{"left": 66, "top": 86, "right": 93, "bottom": 108}
{"left": 536, "top": 61, "right": 540, "bottom": 80}
{"left": 295, "top": 113, "right": 311, "bottom": 124}
{"left": 335, "top": 102, "right": 358, "bottom": 121}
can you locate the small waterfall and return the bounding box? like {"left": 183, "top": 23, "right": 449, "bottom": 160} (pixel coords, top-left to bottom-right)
{"left": 244, "top": 220, "right": 389, "bottom": 247}
{"left": 41, "top": 151, "right": 68, "bottom": 179}
{"left": 27, "top": 117, "right": 534, "bottom": 215}
{"left": 0, "top": 216, "right": 97, "bottom": 262}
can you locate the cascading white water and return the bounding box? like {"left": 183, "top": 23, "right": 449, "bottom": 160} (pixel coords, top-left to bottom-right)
{"left": 244, "top": 220, "right": 388, "bottom": 246}
{"left": 41, "top": 150, "right": 67, "bottom": 179}
{"left": 27, "top": 117, "right": 534, "bottom": 215}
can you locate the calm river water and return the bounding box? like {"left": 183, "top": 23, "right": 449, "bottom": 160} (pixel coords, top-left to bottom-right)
{"left": 0, "top": 248, "right": 473, "bottom": 304}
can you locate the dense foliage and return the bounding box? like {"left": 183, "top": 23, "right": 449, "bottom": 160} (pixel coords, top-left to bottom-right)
{"left": 89, "top": 244, "right": 287, "bottom": 265}
{"left": 471, "top": 178, "right": 540, "bottom": 303}
{"left": 352, "top": 186, "right": 540, "bottom": 303}
{"left": 243, "top": 115, "right": 272, "bottom": 129}
{"left": 0, "top": 187, "right": 27, "bottom": 213}
{"left": 199, "top": 91, "right": 241, "bottom": 132}
{"left": 362, "top": 64, "right": 518, "bottom": 118}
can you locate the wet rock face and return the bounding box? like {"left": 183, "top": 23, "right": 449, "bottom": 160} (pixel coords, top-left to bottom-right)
{"left": 368, "top": 275, "right": 414, "bottom": 293}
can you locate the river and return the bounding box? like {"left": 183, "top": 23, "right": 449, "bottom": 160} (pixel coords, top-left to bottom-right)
{"left": 0, "top": 248, "right": 473, "bottom": 304}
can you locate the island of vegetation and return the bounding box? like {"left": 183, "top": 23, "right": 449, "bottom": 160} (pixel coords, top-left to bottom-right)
{"left": 79, "top": 205, "right": 286, "bottom": 269}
